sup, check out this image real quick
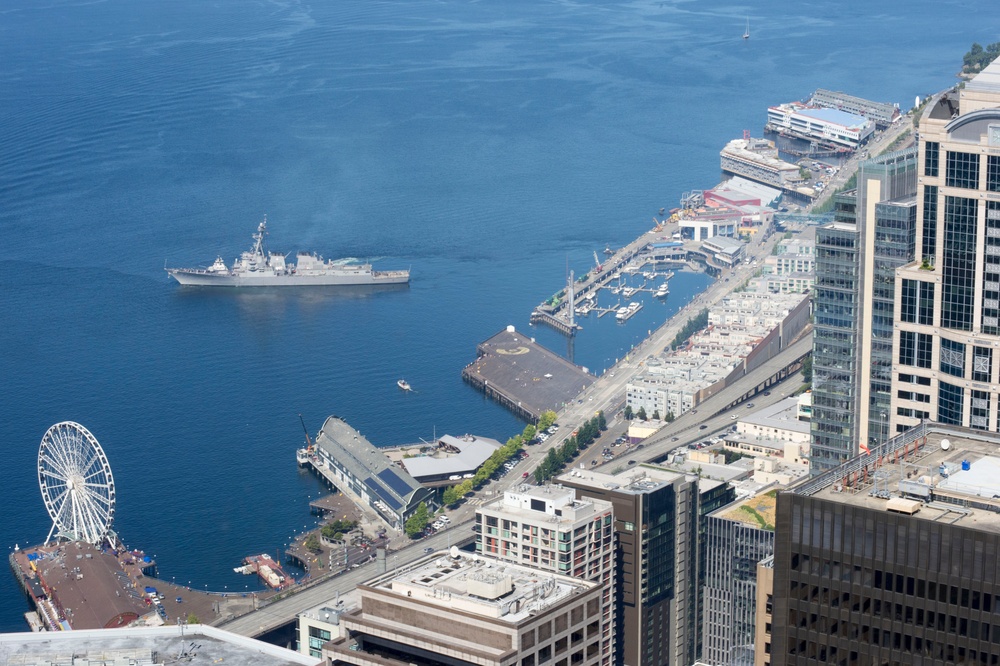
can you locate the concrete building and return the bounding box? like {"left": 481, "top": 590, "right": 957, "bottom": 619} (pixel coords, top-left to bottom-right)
{"left": 312, "top": 416, "right": 434, "bottom": 530}
{"left": 770, "top": 421, "right": 1000, "bottom": 665}
{"left": 558, "top": 465, "right": 734, "bottom": 666}
{"left": 723, "top": 397, "right": 810, "bottom": 465}
{"left": 891, "top": 61, "right": 1000, "bottom": 437}
{"left": 701, "top": 490, "right": 777, "bottom": 666}
{"left": 324, "top": 552, "right": 605, "bottom": 666}
{"left": 475, "top": 485, "right": 615, "bottom": 666}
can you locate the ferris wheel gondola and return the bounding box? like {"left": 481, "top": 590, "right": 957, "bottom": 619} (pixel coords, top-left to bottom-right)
{"left": 37, "top": 421, "right": 117, "bottom": 547}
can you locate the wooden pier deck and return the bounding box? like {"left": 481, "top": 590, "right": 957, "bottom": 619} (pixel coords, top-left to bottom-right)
{"left": 462, "top": 327, "right": 595, "bottom": 422}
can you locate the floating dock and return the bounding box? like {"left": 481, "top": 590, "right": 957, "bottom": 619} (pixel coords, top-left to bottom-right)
{"left": 462, "top": 326, "right": 595, "bottom": 422}
{"left": 239, "top": 554, "right": 292, "bottom": 591}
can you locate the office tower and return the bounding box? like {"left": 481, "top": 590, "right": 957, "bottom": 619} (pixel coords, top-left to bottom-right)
{"left": 810, "top": 149, "right": 918, "bottom": 475}
{"left": 770, "top": 421, "right": 1000, "bottom": 665}
{"left": 700, "top": 491, "right": 777, "bottom": 666}
{"left": 558, "top": 465, "right": 733, "bottom": 666}
{"left": 475, "top": 486, "right": 616, "bottom": 666}
{"left": 892, "top": 61, "right": 1000, "bottom": 435}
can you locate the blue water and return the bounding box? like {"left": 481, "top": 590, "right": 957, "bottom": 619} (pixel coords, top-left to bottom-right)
{"left": 0, "top": 0, "right": 993, "bottom": 630}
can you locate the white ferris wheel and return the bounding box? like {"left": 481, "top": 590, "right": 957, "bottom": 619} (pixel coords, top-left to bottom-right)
{"left": 38, "top": 421, "right": 117, "bottom": 547}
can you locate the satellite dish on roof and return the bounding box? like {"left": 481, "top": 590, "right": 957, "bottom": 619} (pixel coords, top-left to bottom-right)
{"left": 941, "top": 439, "right": 951, "bottom": 451}
{"left": 450, "top": 546, "right": 460, "bottom": 559}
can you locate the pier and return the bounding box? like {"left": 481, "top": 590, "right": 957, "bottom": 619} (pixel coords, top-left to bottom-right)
{"left": 462, "top": 326, "right": 595, "bottom": 422}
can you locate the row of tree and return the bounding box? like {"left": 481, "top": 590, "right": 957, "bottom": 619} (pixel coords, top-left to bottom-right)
{"left": 391, "top": 411, "right": 567, "bottom": 539}
{"left": 533, "top": 411, "right": 606, "bottom": 483}
{"left": 670, "top": 308, "right": 709, "bottom": 350}
{"left": 623, "top": 405, "right": 674, "bottom": 422}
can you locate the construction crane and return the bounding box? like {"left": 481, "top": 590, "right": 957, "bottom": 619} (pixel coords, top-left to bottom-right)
{"left": 593, "top": 251, "right": 603, "bottom": 273}
{"left": 298, "top": 413, "right": 314, "bottom": 453}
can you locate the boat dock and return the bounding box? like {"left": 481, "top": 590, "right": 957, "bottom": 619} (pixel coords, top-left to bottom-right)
{"left": 239, "top": 554, "right": 292, "bottom": 591}
{"left": 530, "top": 225, "right": 688, "bottom": 336}
{"left": 462, "top": 326, "right": 595, "bottom": 422}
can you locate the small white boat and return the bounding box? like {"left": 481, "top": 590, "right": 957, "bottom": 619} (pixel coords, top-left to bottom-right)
{"left": 397, "top": 379, "right": 411, "bottom": 391}
{"left": 655, "top": 283, "right": 669, "bottom": 298}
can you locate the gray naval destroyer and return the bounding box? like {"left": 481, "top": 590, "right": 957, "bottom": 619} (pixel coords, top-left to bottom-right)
{"left": 166, "top": 218, "right": 410, "bottom": 287}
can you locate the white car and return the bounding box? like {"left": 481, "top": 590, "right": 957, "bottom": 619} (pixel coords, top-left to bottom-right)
{"left": 439, "top": 516, "right": 450, "bottom": 523}
{"left": 432, "top": 521, "right": 444, "bottom": 529}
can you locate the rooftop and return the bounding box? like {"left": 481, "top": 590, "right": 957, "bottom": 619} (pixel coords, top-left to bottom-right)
{"left": 0, "top": 625, "right": 317, "bottom": 666}
{"left": 965, "top": 58, "right": 1000, "bottom": 94}
{"left": 558, "top": 464, "right": 688, "bottom": 494}
{"left": 793, "top": 422, "right": 1000, "bottom": 530}
{"left": 739, "top": 397, "right": 810, "bottom": 436}
{"left": 398, "top": 434, "right": 503, "bottom": 480}
{"left": 479, "top": 484, "right": 612, "bottom": 525}
{"left": 714, "top": 490, "right": 778, "bottom": 531}
{"left": 361, "top": 551, "right": 597, "bottom": 624}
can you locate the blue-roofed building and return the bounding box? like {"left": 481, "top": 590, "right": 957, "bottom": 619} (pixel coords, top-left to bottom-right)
{"left": 766, "top": 101, "right": 874, "bottom": 150}
{"left": 313, "top": 416, "right": 433, "bottom": 530}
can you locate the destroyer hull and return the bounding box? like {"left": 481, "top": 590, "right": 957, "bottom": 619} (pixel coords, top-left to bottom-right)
{"left": 167, "top": 269, "right": 409, "bottom": 287}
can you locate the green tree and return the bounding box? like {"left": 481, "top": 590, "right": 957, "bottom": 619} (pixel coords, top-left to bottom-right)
{"left": 652, "top": 410, "right": 660, "bottom": 421}
{"left": 538, "top": 410, "right": 558, "bottom": 430}
{"left": 664, "top": 411, "right": 675, "bottom": 423}
{"left": 186, "top": 613, "right": 199, "bottom": 624}
{"left": 442, "top": 485, "right": 460, "bottom": 507}
{"left": 801, "top": 354, "right": 813, "bottom": 383}
{"left": 404, "top": 502, "right": 430, "bottom": 538}
{"left": 522, "top": 424, "right": 537, "bottom": 442}
{"left": 304, "top": 534, "right": 321, "bottom": 552}
{"left": 624, "top": 405, "right": 633, "bottom": 420}
{"left": 597, "top": 411, "right": 607, "bottom": 431}
{"left": 637, "top": 406, "right": 648, "bottom": 421}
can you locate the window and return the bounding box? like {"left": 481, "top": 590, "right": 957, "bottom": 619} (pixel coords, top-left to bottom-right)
{"left": 923, "top": 185, "right": 938, "bottom": 263}
{"left": 973, "top": 346, "right": 993, "bottom": 383}
{"left": 971, "top": 389, "right": 990, "bottom": 430}
{"left": 940, "top": 338, "right": 965, "bottom": 377}
{"left": 899, "top": 331, "right": 915, "bottom": 366}
{"left": 918, "top": 282, "right": 934, "bottom": 325}
{"left": 924, "top": 141, "right": 939, "bottom": 177}
{"left": 900, "top": 279, "right": 916, "bottom": 323}
{"left": 623, "top": 521, "right": 635, "bottom": 532}
{"left": 939, "top": 381, "right": 964, "bottom": 425}
{"left": 917, "top": 333, "right": 934, "bottom": 369}
{"left": 941, "top": 196, "right": 978, "bottom": 331}
{"left": 946, "top": 151, "right": 980, "bottom": 189}
{"left": 988, "top": 155, "right": 1000, "bottom": 192}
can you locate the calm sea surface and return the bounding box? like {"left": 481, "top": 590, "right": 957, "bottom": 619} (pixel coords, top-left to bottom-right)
{"left": 0, "top": 0, "right": 993, "bottom": 630}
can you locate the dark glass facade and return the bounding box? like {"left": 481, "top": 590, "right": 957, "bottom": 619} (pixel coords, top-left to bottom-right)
{"left": 772, "top": 491, "right": 1000, "bottom": 665}
{"left": 924, "top": 141, "right": 939, "bottom": 177}
{"left": 922, "top": 185, "right": 938, "bottom": 263}
{"left": 946, "top": 150, "right": 980, "bottom": 189}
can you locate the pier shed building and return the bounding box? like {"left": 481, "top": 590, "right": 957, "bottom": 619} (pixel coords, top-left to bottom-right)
{"left": 313, "top": 416, "right": 433, "bottom": 530}
{"left": 810, "top": 88, "right": 900, "bottom": 128}
{"left": 766, "top": 102, "right": 874, "bottom": 150}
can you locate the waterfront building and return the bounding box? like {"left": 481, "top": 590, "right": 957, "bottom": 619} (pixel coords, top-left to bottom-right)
{"left": 810, "top": 88, "right": 901, "bottom": 129}
{"left": 701, "top": 490, "right": 777, "bottom": 666}
{"left": 766, "top": 102, "right": 875, "bottom": 150}
{"left": 770, "top": 421, "right": 1000, "bottom": 665}
{"left": 558, "top": 465, "right": 734, "bottom": 666}
{"left": 475, "top": 485, "right": 615, "bottom": 666}
{"left": 323, "top": 552, "right": 605, "bottom": 666}
{"left": 761, "top": 234, "right": 815, "bottom": 294}
{"left": 311, "top": 416, "right": 434, "bottom": 530}
{"left": 891, "top": 61, "right": 1000, "bottom": 437}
